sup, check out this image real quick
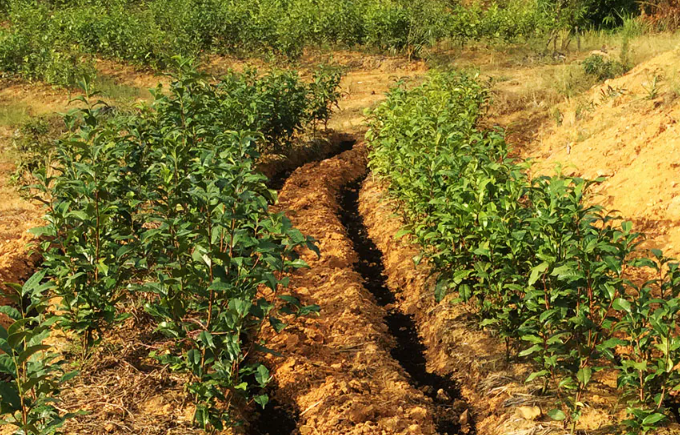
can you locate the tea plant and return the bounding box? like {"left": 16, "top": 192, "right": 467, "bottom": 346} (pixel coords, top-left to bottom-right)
{"left": 0, "top": 271, "right": 80, "bottom": 435}
{"left": 28, "top": 84, "right": 138, "bottom": 358}
{"left": 307, "top": 65, "right": 343, "bottom": 132}
{"left": 614, "top": 250, "right": 680, "bottom": 434}
{"left": 0, "top": 0, "right": 633, "bottom": 84}
{"left": 367, "top": 70, "right": 680, "bottom": 433}
{"left": 23, "top": 64, "right": 325, "bottom": 431}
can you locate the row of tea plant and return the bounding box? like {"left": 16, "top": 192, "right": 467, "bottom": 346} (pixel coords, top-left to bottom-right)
{"left": 0, "top": 0, "right": 638, "bottom": 86}
{"left": 366, "top": 71, "right": 680, "bottom": 434}
{"left": 0, "top": 61, "right": 341, "bottom": 434}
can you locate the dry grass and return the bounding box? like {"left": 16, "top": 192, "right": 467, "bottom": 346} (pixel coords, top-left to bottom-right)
{"left": 59, "top": 310, "right": 213, "bottom": 435}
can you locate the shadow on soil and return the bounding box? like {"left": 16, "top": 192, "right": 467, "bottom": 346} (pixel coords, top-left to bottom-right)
{"left": 339, "top": 176, "right": 470, "bottom": 435}
{"left": 247, "top": 393, "right": 299, "bottom": 435}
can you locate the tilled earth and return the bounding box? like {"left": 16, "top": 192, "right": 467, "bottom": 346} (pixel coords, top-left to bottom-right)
{"left": 263, "top": 145, "right": 438, "bottom": 434}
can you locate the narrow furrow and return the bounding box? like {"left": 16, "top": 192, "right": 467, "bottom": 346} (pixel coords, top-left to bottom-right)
{"left": 261, "top": 145, "right": 438, "bottom": 435}
{"left": 338, "top": 177, "right": 464, "bottom": 435}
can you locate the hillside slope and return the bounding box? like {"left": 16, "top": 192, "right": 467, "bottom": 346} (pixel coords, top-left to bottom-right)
{"left": 529, "top": 49, "right": 680, "bottom": 257}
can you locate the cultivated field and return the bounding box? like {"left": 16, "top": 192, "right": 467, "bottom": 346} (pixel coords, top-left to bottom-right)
{"left": 2, "top": 1, "right": 680, "bottom": 435}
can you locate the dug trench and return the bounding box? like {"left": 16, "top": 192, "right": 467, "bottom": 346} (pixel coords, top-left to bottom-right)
{"left": 338, "top": 177, "right": 469, "bottom": 435}
{"left": 252, "top": 143, "right": 477, "bottom": 435}
{"left": 255, "top": 144, "right": 441, "bottom": 435}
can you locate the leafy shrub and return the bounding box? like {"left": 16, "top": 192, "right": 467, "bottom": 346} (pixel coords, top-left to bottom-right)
{"left": 364, "top": 3, "right": 412, "bottom": 52}
{"left": 583, "top": 54, "right": 625, "bottom": 81}
{"left": 0, "top": 25, "right": 94, "bottom": 87}
{"left": 0, "top": 0, "right": 591, "bottom": 84}
{"left": 0, "top": 271, "right": 81, "bottom": 435}
{"left": 21, "top": 64, "right": 331, "bottom": 431}
{"left": 307, "top": 65, "right": 343, "bottom": 131}
{"left": 366, "top": 71, "right": 680, "bottom": 433}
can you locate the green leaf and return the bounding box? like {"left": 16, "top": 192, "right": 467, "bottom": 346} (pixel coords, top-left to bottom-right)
{"left": 255, "top": 364, "right": 270, "bottom": 387}
{"left": 22, "top": 270, "right": 46, "bottom": 295}
{"left": 435, "top": 278, "right": 449, "bottom": 302}
{"left": 60, "top": 370, "right": 80, "bottom": 383}
{"left": 198, "top": 331, "right": 214, "bottom": 349}
{"left": 194, "top": 405, "right": 209, "bottom": 428}
{"left": 525, "top": 370, "right": 549, "bottom": 383}
{"left": 518, "top": 344, "right": 542, "bottom": 357}
{"left": 394, "top": 228, "right": 411, "bottom": 239}
{"left": 0, "top": 306, "right": 20, "bottom": 321}
{"left": 577, "top": 367, "right": 592, "bottom": 387}
{"left": 0, "top": 354, "right": 16, "bottom": 376}
{"left": 18, "top": 345, "right": 51, "bottom": 365}
{"left": 547, "top": 409, "right": 566, "bottom": 421}
{"left": 528, "top": 262, "right": 549, "bottom": 286}
{"left": 269, "top": 317, "right": 286, "bottom": 333}
{"left": 0, "top": 382, "right": 20, "bottom": 409}
{"left": 641, "top": 413, "right": 666, "bottom": 426}
{"left": 250, "top": 392, "right": 268, "bottom": 410}
{"left": 613, "top": 298, "right": 632, "bottom": 313}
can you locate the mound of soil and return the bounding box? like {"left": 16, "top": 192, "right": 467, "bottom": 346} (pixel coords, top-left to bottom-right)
{"left": 529, "top": 50, "right": 680, "bottom": 258}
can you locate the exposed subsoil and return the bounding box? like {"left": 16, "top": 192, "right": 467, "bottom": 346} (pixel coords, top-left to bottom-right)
{"left": 529, "top": 50, "right": 680, "bottom": 260}
{"left": 262, "top": 144, "right": 439, "bottom": 434}
{"left": 339, "top": 177, "right": 464, "bottom": 435}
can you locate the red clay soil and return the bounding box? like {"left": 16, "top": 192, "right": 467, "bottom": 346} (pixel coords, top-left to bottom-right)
{"left": 264, "top": 145, "right": 438, "bottom": 435}
{"left": 358, "top": 177, "right": 649, "bottom": 435}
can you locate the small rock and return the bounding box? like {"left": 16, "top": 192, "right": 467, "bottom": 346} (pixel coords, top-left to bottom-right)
{"left": 408, "top": 406, "right": 428, "bottom": 422}
{"left": 667, "top": 196, "right": 680, "bottom": 219}
{"left": 104, "top": 423, "right": 115, "bottom": 433}
{"left": 459, "top": 409, "right": 469, "bottom": 426}
{"left": 516, "top": 405, "right": 542, "bottom": 421}
{"left": 408, "top": 424, "right": 423, "bottom": 434}
{"left": 286, "top": 334, "right": 299, "bottom": 347}
{"left": 437, "top": 388, "right": 451, "bottom": 402}
{"left": 299, "top": 425, "right": 313, "bottom": 435}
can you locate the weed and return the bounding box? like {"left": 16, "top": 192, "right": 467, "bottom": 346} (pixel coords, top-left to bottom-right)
{"left": 583, "top": 54, "right": 625, "bottom": 81}
{"left": 0, "top": 102, "right": 31, "bottom": 127}
{"left": 552, "top": 107, "right": 564, "bottom": 126}
{"left": 642, "top": 74, "right": 661, "bottom": 100}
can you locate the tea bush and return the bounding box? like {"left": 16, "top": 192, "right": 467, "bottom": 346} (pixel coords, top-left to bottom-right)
{"left": 0, "top": 271, "right": 81, "bottom": 435}
{"left": 0, "top": 0, "right": 623, "bottom": 84}
{"left": 17, "top": 63, "right": 328, "bottom": 431}
{"left": 366, "top": 71, "right": 680, "bottom": 433}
